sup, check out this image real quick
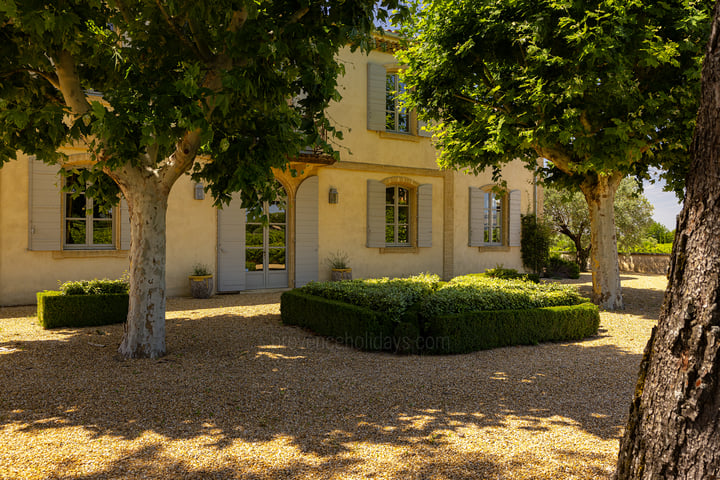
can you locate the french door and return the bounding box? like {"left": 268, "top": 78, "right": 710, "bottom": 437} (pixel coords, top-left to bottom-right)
{"left": 245, "top": 196, "right": 288, "bottom": 289}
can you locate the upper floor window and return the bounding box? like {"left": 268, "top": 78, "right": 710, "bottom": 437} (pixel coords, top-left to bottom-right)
{"left": 385, "top": 185, "right": 410, "bottom": 245}
{"left": 367, "top": 63, "right": 432, "bottom": 138}
{"left": 64, "top": 173, "right": 114, "bottom": 249}
{"left": 484, "top": 191, "right": 503, "bottom": 245}
{"left": 385, "top": 73, "right": 409, "bottom": 133}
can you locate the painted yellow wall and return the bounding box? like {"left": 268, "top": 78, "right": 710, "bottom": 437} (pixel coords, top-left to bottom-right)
{"left": 329, "top": 47, "right": 439, "bottom": 171}
{"left": 316, "top": 167, "right": 444, "bottom": 281}
{"left": 0, "top": 154, "right": 217, "bottom": 305}
{"left": 451, "top": 159, "right": 537, "bottom": 276}
{"left": 0, "top": 44, "right": 541, "bottom": 305}
{"left": 0, "top": 154, "right": 128, "bottom": 305}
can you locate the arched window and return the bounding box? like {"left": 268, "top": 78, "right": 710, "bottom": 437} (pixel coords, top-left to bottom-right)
{"left": 367, "top": 178, "right": 432, "bottom": 249}
{"left": 385, "top": 185, "right": 410, "bottom": 245}
{"left": 469, "top": 185, "right": 522, "bottom": 248}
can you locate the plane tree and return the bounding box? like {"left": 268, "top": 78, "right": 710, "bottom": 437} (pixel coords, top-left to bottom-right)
{"left": 399, "top": 0, "right": 711, "bottom": 309}
{"left": 616, "top": 1, "right": 720, "bottom": 475}
{"left": 0, "top": 0, "right": 405, "bottom": 358}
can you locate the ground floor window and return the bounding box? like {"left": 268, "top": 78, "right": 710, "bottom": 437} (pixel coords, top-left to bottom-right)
{"left": 64, "top": 173, "right": 114, "bottom": 249}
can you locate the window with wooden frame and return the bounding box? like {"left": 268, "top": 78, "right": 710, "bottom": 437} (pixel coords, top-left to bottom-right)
{"left": 367, "top": 178, "right": 432, "bottom": 250}
{"left": 469, "top": 185, "right": 522, "bottom": 249}
{"left": 63, "top": 172, "right": 115, "bottom": 249}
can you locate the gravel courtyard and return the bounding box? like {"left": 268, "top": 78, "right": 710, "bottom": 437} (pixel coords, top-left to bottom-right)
{"left": 0, "top": 273, "right": 665, "bottom": 480}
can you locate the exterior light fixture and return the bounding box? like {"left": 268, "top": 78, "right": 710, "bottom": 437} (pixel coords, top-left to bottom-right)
{"left": 328, "top": 187, "right": 338, "bottom": 204}
{"left": 194, "top": 182, "right": 205, "bottom": 200}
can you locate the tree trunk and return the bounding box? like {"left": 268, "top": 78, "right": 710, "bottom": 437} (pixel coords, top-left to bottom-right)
{"left": 114, "top": 170, "right": 171, "bottom": 359}
{"left": 580, "top": 172, "right": 624, "bottom": 310}
{"left": 615, "top": 5, "right": 720, "bottom": 478}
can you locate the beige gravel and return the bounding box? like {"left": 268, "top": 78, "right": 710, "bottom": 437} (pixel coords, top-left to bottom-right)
{"left": 0, "top": 274, "right": 666, "bottom": 479}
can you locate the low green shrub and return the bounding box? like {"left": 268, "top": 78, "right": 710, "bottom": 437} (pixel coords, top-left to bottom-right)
{"left": 58, "top": 277, "right": 129, "bottom": 295}
{"left": 299, "top": 273, "right": 440, "bottom": 321}
{"left": 37, "top": 291, "right": 128, "bottom": 329}
{"left": 482, "top": 266, "right": 540, "bottom": 283}
{"left": 423, "top": 302, "right": 600, "bottom": 354}
{"left": 281, "top": 290, "right": 398, "bottom": 351}
{"left": 545, "top": 256, "right": 581, "bottom": 279}
{"left": 420, "top": 275, "right": 586, "bottom": 317}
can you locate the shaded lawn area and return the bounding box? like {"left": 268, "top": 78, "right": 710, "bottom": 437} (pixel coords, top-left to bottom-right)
{"left": 0, "top": 274, "right": 665, "bottom": 479}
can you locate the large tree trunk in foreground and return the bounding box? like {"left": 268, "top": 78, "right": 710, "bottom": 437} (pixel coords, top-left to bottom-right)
{"left": 116, "top": 171, "right": 170, "bottom": 359}
{"left": 615, "top": 5, "right": 720, "bottom": 478}
{"left": 580, "top": 172, "right": 624, "bottom": 310}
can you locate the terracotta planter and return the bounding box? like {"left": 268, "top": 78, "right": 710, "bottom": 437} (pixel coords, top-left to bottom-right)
{"left": 189, "top": 275, "right": 214, "bottom": 298}
{"left": 331, "top": 268, "right": 352, "bottom": 281}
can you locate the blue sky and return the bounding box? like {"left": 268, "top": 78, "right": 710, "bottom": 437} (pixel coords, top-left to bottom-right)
{"left": 642, "top": 173, "right": 683, "bottom": 230}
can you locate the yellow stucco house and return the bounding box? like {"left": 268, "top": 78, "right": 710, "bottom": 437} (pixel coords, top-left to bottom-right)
{"left": 0, "top": 35, "right": 541, "bottom": 306}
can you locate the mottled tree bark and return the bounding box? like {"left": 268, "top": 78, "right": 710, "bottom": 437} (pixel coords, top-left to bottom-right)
{"left": 581, "top": 172, "right": 624, "bottom": 310}
{"left": 616, "top": 3, "right": 720, "bottom": 477}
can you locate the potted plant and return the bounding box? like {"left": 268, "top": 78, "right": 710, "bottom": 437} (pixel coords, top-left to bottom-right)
{"left": 189, "top": 264, "right": 213, "bottom": 298}
{"left": 326, "top": 250, "right": 352, "bottom": 281}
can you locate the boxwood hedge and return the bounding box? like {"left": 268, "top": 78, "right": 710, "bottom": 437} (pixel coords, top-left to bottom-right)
{"left": 282, "top": 273, "right": 599, "bottom": 355}
{"left": 37, "top": 278, "right": 130, "bottom": 329}
{"left": 37, "top": 291, "right": 129, "bottom": 329}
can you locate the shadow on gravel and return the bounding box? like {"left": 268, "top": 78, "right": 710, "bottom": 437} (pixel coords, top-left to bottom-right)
{"left": 2, "top": 297, "right": 638, "bottom": 479}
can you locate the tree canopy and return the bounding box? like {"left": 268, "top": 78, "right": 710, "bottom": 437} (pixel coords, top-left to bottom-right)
{"left": 399, "top": 0, "right": 712, "bottom": 308}
{"left": 0, "top": 0, "right": 406, "bottom": 358}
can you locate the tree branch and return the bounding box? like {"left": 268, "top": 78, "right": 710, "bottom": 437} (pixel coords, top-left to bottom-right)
{"left": 155, "top": 0, "right": 201, "bottom": 58}
{"left": 54, "top": 50, "right": 90, "bottom": 116}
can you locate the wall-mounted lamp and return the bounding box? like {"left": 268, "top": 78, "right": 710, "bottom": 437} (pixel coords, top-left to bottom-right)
{"left": 194, "top": 182, "right": 205, "bottom": 200}
{"left": 328, "top": 187, "right": 338, "bottom": 204}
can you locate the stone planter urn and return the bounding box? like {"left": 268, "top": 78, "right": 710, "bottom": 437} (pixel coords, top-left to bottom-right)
{"left": 331, "top": 268, "right": 352, "bottom": 281}
{"left": 189, "top": 275, "right": 214, "bottom": 298}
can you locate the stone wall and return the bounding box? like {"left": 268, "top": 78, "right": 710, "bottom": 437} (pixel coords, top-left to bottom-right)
{"left": 559, "top": 252, "right": 670, "bottom": 275}
{"left": 617, "top": 253, "right": 670, "bottom": 275}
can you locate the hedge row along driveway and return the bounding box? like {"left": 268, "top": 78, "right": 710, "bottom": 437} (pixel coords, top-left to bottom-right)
{"left": 281, "top": 274, "right": 600, "bottom": 354}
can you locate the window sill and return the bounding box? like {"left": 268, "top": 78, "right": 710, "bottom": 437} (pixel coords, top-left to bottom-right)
{"left": 476, "top": 245, "right": 511, "bottom": 252}
{"left": 52, "top": 249, "right": 129, "bottom": 259}
{"left": 377, "top": 131, "right": 420, "bottom": 142}
{"left": 380, "top": 246, "right": 419, "bottom": 254}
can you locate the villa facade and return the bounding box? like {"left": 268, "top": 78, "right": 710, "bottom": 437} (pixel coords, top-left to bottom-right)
{"left": 0, "top": 36, "right": 541, "bottom": 306}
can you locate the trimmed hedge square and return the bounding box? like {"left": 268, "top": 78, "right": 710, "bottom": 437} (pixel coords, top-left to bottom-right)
{"left": 37, "top": 291, "right": 129, "bottom": 329}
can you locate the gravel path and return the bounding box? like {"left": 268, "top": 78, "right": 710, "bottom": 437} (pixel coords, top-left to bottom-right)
{"left": 0, "top": 274, "right": 666, "bottom": 479}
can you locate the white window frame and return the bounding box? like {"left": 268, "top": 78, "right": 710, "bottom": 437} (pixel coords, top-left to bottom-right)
{"left": 385, "top": 72, "right": 410, "bottom": 134}
{"left": 385, "top": 185, "right": 412, "bottom": 246}
{"left": 483, "top": 190, "right": 504, "bottom": 246}
{"left": 63, "top": 173, "right": 115, "bottom": 250}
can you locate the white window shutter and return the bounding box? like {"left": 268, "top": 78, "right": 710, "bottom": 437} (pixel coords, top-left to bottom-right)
{"left": 417, "top": 119, "right": 433, "bottom": 138}
{"left": 468, "top": 186, "right": 485, "bottom": 247}
{"left": 509, "top": 189, "right": 522, "bottom": 247}
{"left": 28, "top": 156, "right": 62, "bottom": 251}
{"left": 217, "top": 193, "right": 246, "bottom": 292}
{"left": 367, "top": 63, "right": 386, "bottom": 131}
{"left": 120, "top": 196, "right": 131, "bottom": 250}
{"left": 367, "top": 179, "right": 386, "bottom": 247}
{"left": 417, "top": 184, "right": 432, "bottom": 247}
{"left": 295, "top": 176, "right": 319, "bottom": 287}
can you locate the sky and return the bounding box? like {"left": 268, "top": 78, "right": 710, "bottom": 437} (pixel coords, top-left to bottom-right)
{"left": 643, "top": 173, "right": 683, "bottom": 230}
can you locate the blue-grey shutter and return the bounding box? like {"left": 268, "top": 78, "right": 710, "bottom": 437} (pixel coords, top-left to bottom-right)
{"left": 120, "top": 196, "right": 131, "bottom": 250}
{"left": 468, "top": 186, "right": 485, "bottom": 247}
{"left": 367, "top": 179, "right": 386, "bottom": 247}
{"left": 417, "top": 184, "right": 432, "bottom": 247}
{"left": 217, "top": 193, "right": 246, "bottom": 292}
{"left": 367, "top": 63, "right": 386, "bottom": 131}
{"left": 28, "top": 156, "right": 62, "bottom": 251}
{"left": 295, "top": 176, "right": 319, "bottom": 287}
{"left": 417, "top": 119, "right": 433, "bottom": 138}
{"left": 509, "top": 189, "right": 522, "bottom": 247}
